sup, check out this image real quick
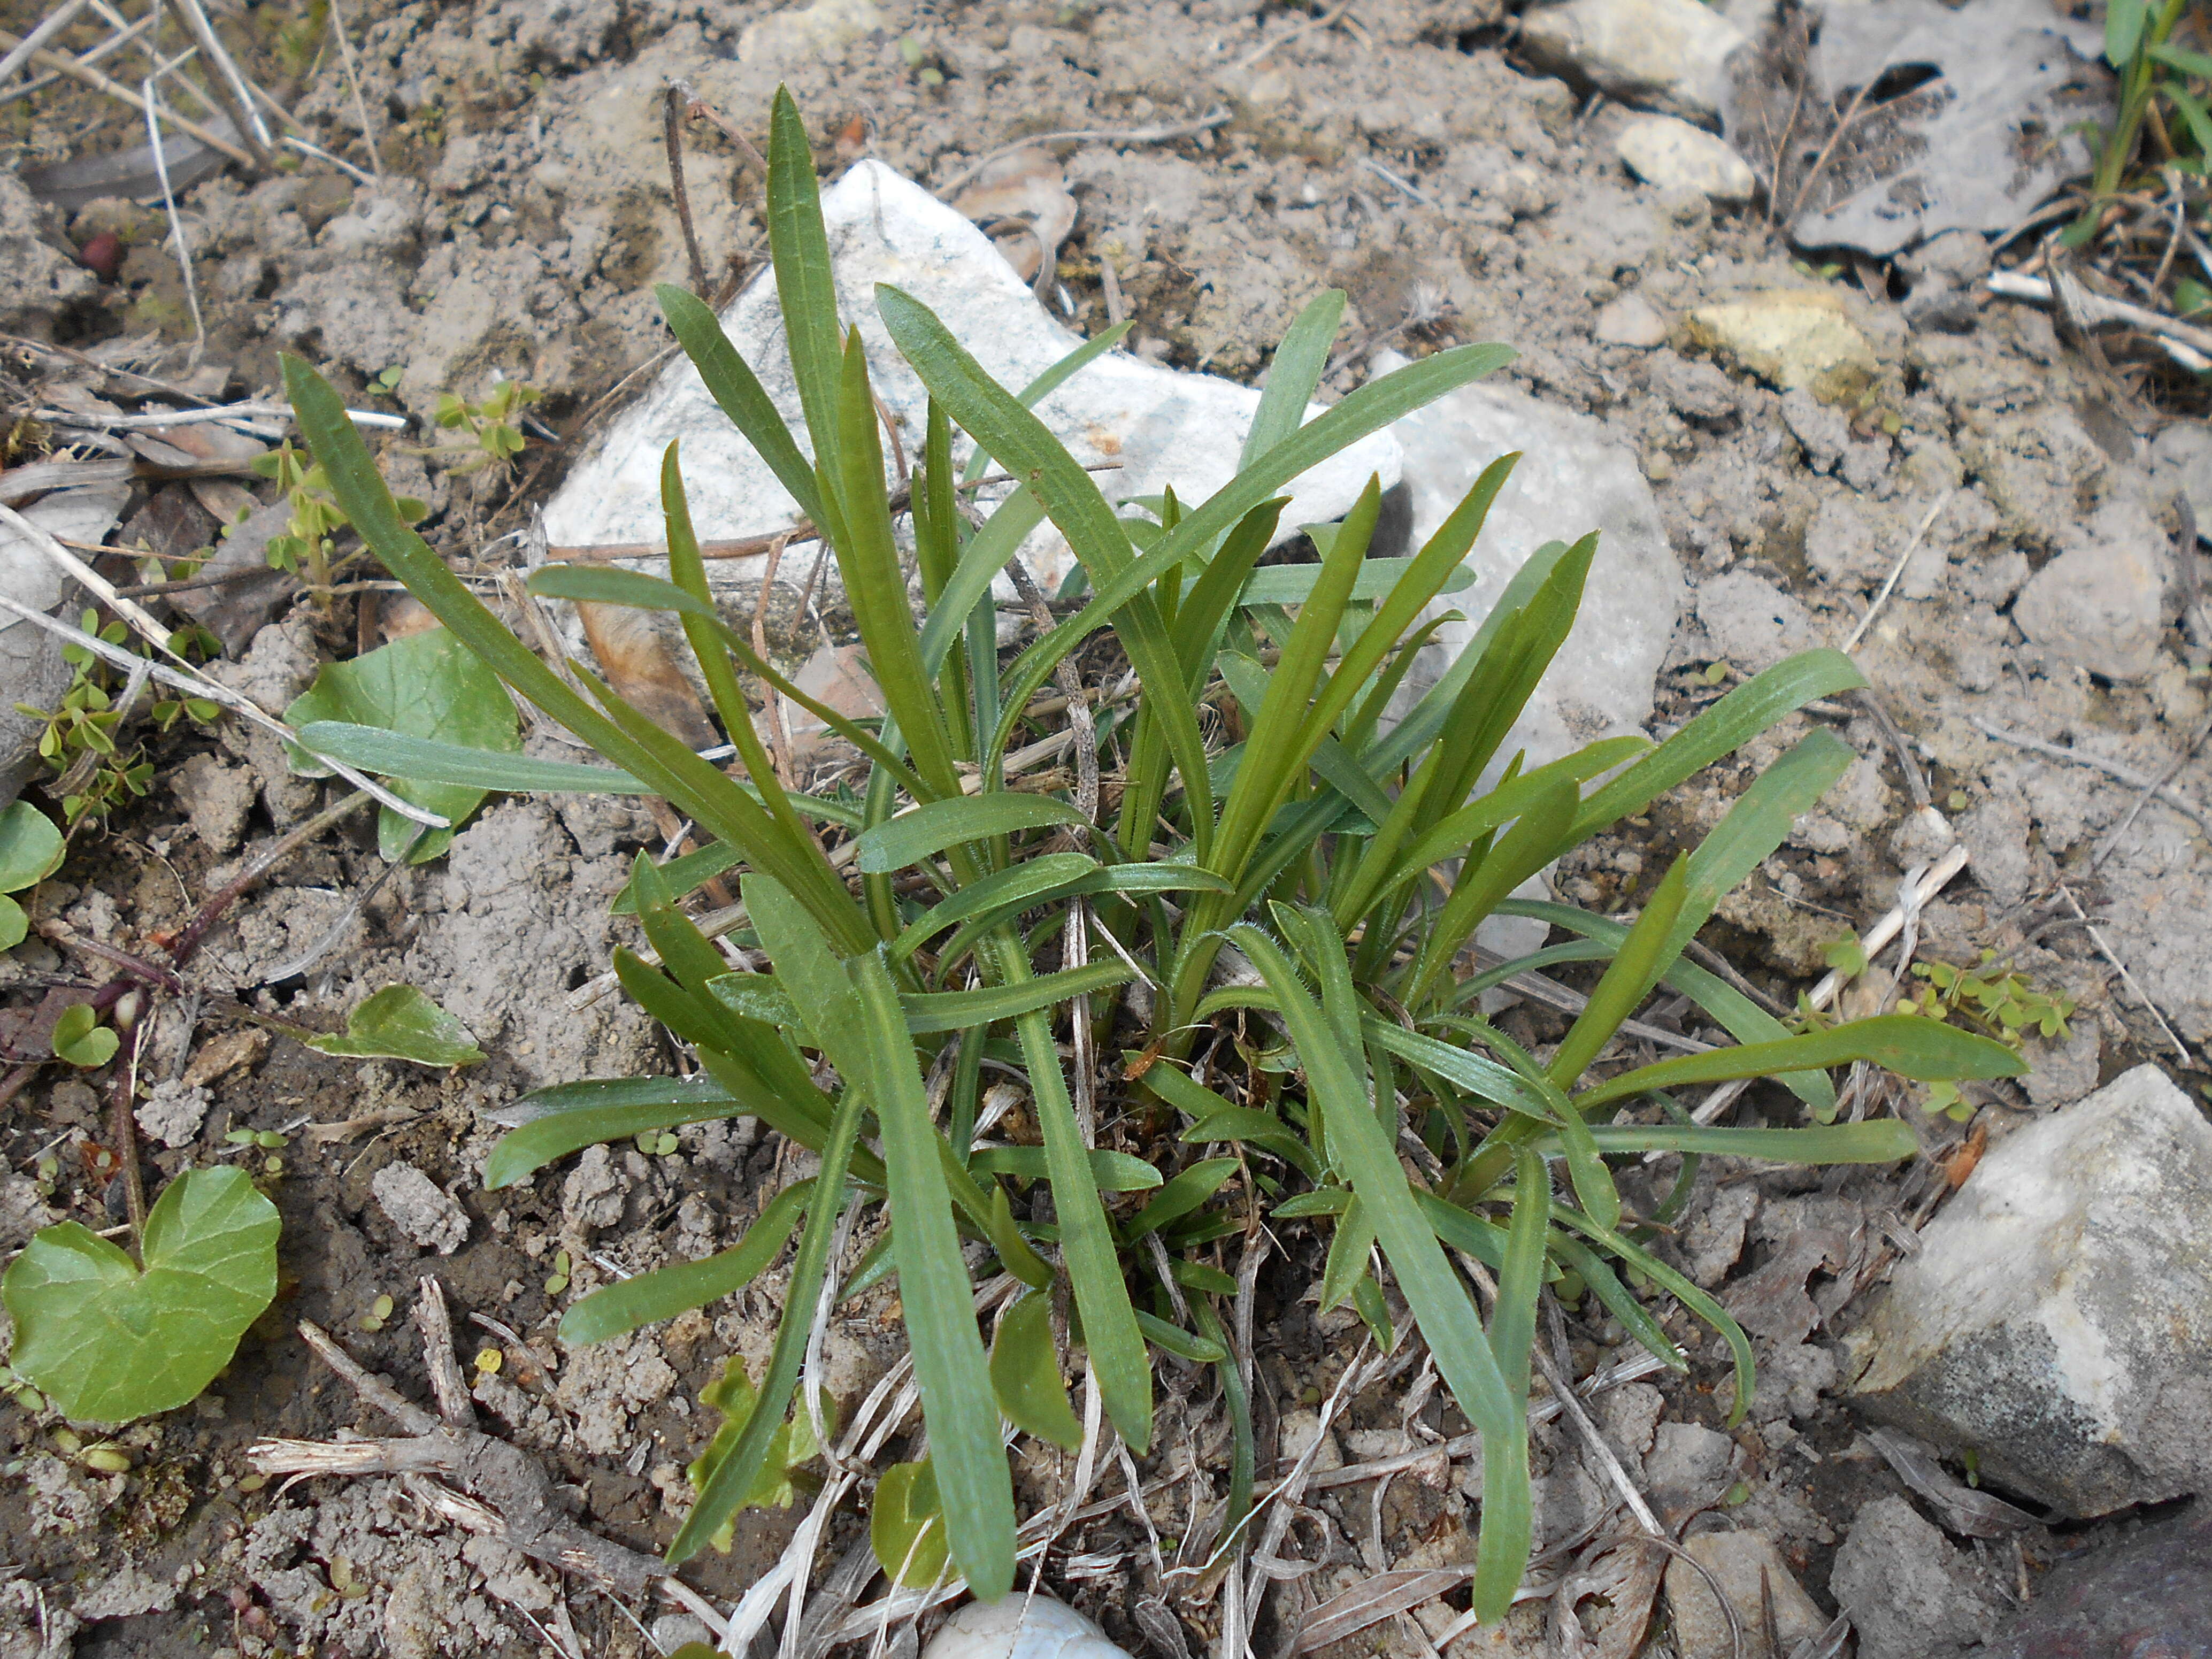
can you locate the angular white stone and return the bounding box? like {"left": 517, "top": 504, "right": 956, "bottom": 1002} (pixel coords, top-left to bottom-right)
{"left": 1852, "top": 1064, "right": 2212, "bottom": 1516}
{"left": 1378, "top": 361, "right": 1684, "bottom": 778}
{"left": 1520, "top": 0, "right": 1748, "bottom": 122}
{"left": 543, "top": 161, "right": 1397, "bottom": 600}
{"left": 1616, "top": 115, "right": 1757, "bottom": 202}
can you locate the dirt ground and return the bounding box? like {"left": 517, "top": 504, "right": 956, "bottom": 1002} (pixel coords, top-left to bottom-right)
{"left": 4, "top": 0, "right": 2211, "bottom": 1654}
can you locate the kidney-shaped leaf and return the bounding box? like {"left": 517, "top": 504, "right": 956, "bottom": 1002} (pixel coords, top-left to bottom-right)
{"left": 285, "top": 626, "right": 520, "bottom": 861}
{"left": 3, "top": 1166, "right": 279, "bottom": 1422}
{"left": 0, "top": 800, "right": 65, "bottom": 894}
{"left": 305, "top": 985, "right": 485, "bottom": 1066}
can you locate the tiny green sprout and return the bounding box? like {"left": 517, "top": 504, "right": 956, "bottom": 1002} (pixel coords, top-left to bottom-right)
{"left": 372, "top": 1294, "right": 395, "bottom": 1319}
{"left": 225, "top": 1128, "right": 259, "bottom": 1146}
{"left": 373, "top": 365, "right": 405, "bottom": 395}
{"left": 1947, "top": 789, "right": 1970, "bottom": 812}
{"left": 256, "top": 1130, "right": 289, "bottom": 1150}
{"left": 81, "top": 1443, "right": 133, "bottom": 1473}
{"left": 474, "top": 1346, "right": 503, "bottom": 1374}
{"left": 1822, "top": 930, "right": 1869, "bottom": 980}
{"left": 544, "top": 1249, "right": 571, "bottom": 1296}
{"left": 1962, "top": 1447, "right": 1981, "bottom": 1488}
{"left": 431, "top": 380, "right": 540, "bottom": 475}
{"left": 34, "top": 1154, "right": 58, "bottom": 1186}
{"left": 263, "top": 1156, "right": 285, "bottom": 1176}
{"left": 1723, "top": 1481, "right": 1752, "bottom": 1507}
{"left": 897, "top": 33, "right": 924, "bottom": 66}
{"left": 1702, "top": 660, "right": 1730, "bottom": 685}
{"left": 52, "top": 1427, "right": 82, "bottom": 1455}
{"left": 52, "top": 1004, "right": 118, "bottom": 1069}
{"left": 2178, "top": 277, "right": 2212, "bottom": 318}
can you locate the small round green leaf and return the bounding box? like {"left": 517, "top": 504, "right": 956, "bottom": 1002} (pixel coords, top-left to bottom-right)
{"left": 3, "top": 1167, "right": 280, "bottom": 1422}
{"left": 989, "top": 1291, "right": 1082, "bottom": 1448}
{"left": 0, "top": 801, "right": 65, "bottom": 894}
{"left": 870, "top": 1459, "right": 950, "bottom": 1587}
{"left": 51, "top": 1004, "right": 118, "bottom": 1069}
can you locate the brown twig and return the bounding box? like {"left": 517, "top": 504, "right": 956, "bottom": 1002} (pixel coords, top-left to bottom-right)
{"left": 161, "top": 789, "right": 376, "bottom": 965}
{"left": 663, "top": 83, "right": 710, "bottom": 296}
{"left": 0, "top": 26, "right": 258, "bottom": 167}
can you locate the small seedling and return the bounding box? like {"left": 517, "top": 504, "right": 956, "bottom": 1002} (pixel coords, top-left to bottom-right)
{"left": 249, "top": 439, "right": 425, "bottom": 590}
{"left": 14, "top": 613, "right": 219, "bottom": 826}
{"left": 51, "top": 1003, "right": 119, "bottom": 1069}
{"left": 358, "top": 1293, "right": 395, "bottom": 1334}
{"left": 542, "top": 1250, "right": 572, "bottom": 1296}
{"left": 432, "top": 379, "right": 539, "bottom": 474}
{"left": 372, "top": 365, "right": 405, "bottom": 395}
{"left": 2070, "top": 0, "right": 2212, "bottom": 244}
{"left": 2, "top": 1166, "right": 280, "bottom": 1422}
{"left": 298, "top": 984, "right": 486, "bottom": 1066}
{"left": 685, "top": 1358, "right": 834, "bottom": 1550}
{"left": 0, "top": 800, "right": 64, "bottom": 951}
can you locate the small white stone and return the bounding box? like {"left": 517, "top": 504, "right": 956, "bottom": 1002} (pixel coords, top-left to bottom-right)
{"left": 921, "top": 1595, "right": 1131, "bottom": 1659}
{"left": 1520, "top": 0, "right": 1748, "bottom": 121}
{"left": 1615, "top": 116, "right": 1757, "bottom": 203}
{"left": 135, "top": 1080, "right": 212, "bottom": 1150}
{"left": 1594, "top": 293, "right": 1669, "bottom": 348}
{"left": 372, "top": 1162, "right": 471, "bottom": 1255}
{"left": 737, "top": 0, "right": 883, "bottom": 66}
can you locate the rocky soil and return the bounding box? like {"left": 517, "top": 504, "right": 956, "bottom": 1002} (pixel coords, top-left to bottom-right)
{"left": 3, "top": 0, "right": 2211, "bottom": 1655}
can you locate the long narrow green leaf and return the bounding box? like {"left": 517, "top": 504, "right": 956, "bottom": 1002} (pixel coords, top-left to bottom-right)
{"left": 1235, "top": 557, "right": 1477, "bottom": 608}
{"left": 296, "top": 723, "right": 652, "bottom": 793}
{"left": 559, "top": 1179, "right": 814, "bottom": 1342}
{"left": 1573, "top": 1015, "right": 2026, "bottom": 1110}
{"left": 1319, "top": 1195, "right": 1375, "bottom": 1310}
{"left": 917, "top": 487, "right": 1049, "bottom": 677}
{"left": 900, "top": 959, "right": 1132, "bottom": 1032}
{"left": 483, "top": 1077, "right": 738, "bottom": 1189}
{"left": 890, "top": 853, "right": 1099, "bottom": 962}
{"left": 857, "top": 794, "right": 1091, "bottom": 873}
{"left": 851, "top": 947, "right": 1015, "bottom": 1598}
{"left": 1241, "top": 290, "right": 1346, "bottom": 467}
{"left": 879, "top": 282, "right": 1213, "bottom": 870}
{"left": 1232, "top": 924, "right": 1530, "bottom": 1620}
{"left": 1573, "top": 651, "right": 1867, "bottom": 838}
{"left": 1549, "top": 1207, "right": 1749, "bottom": 1422}
{"left": 1566, "top": 1120, "right": 1918, "bottom": 1161}
{"left": 986, "top": 932, "right": 1153, "bottom": 1450}
{"left": 1119, "top": 1158, "right": 1240, "bottom": 1244}
{"left": 984, "top": 1185, "right": 1055, "bottom": 1289}
{"left": 669, "top": 1076, "right": 866, "bottom": 1562}
{"left": 1178, "top": 1109, "right": 1324, "bottom": 1179}
{"left": 1491, "top": 1151, "right": 1548, "bottom": 1397}
{"left": 282, "top": 355, "right": 870, "bottom": 955}
{"left": 1403, "top": 776, "right": 1580, "bottom": 1009}
{"left": 966, "top": 1147, "right": 1163, "bottom": 1190}
{"left": 767, "top": 87, "right": 845, "bottom": 480}
{"left": 1665, "top": 729, "right": 1854, "bottom": 965}
{"left": 656, "top": 284, "right": 827, "bottom": 528}
{"left": 961, "top": 320, "right": 1135, "bottom": 486}
{"left": 1548, "top": 857, "right": 1689, "bottom": 1087}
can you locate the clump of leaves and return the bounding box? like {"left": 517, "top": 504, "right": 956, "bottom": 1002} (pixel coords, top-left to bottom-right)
{"left": 433, "top": 379, "right": 539, "bottom": 474}
{"left": 283, "top": 89, "right": 2024, "bottom": 1617}
{"left": 2071, "top": 0, "right": 2212, "bottom": 243}
{"left": 2, "top": 1166, "right": 280, "bottom": 1423}
{"left": 12, "top": 610, "right": 220, "bottom": 826}
{"left": 0, "top": 799, "right": 65, "bottom": 951}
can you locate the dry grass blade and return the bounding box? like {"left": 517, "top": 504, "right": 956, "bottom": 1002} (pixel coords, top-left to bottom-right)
{"left": 1289, "top": 1569, "right": 1471, "bottom": 1656}
{"left": 0, "top": 25, "right": 257, "bottom": 166}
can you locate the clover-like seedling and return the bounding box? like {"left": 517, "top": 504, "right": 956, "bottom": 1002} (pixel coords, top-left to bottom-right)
{"left": 2, "top": 1166, "right": 280, "bottom": 1422}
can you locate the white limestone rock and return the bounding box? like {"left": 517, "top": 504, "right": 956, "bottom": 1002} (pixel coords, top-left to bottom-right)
{"left": 1850, "top": 1064, "right": 2212, "bottom": 1516}
{"left": 1615, "top": 115, "right": 1757, "bottom": 202}
{"left": 1377, "top": 358, "right": 1684, "bottom": 778}
{"left": 544, "top": 160, "right": 1397, "bottom": 601}
{"left": 1520, "top": 0, "right": 1748, "bottom": 121}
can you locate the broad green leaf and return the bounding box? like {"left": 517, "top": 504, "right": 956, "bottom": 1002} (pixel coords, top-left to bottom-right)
{"left": 2108, "top": 0, "right": 2146, "bottom": 65}
{"left": 989, "top": 1290, "right": 1082, "bottom": 1448}
{"left": 51, "top": 1003, "right": 117, "bottom": 1068}
{"left": 851, "top": 947, "right": 1015, "bottom": 1600}
{"left": 483, "top": 1077, "right": 740, "bottom": 1188}
{"left": 3, "top": 1167, "right": 279, "bottom": 1422}
{"left": 284, "top": 627, "right": 519, "bottom": 863}
{"left": 1233, "top": 924, "right": 1530, "bottom": 1620}
{"left": 1574, "top": 1015, "right": 2026, "bottom": 1110}
{"left": 0, "top": 895, "right": 24, "bottom": 954}
{"left": 0, "top": 800, "right": 65, "bottom": 893}
{"left": 560, "top": 1179, "right": 815, "bottom": 1343}
{"left": 871, "top": 1460, "right": 950, "bottom": 1587}
{"left": 985, "top": 1184, "right": 1055, "bottom": 1289}
{"left": 857, "top": 794, "right": 1093, "bottom": 874}
{"left": 294, "top": 724, "right": 650, "bottom": 794}
{"left": 304, "top": 985, "right": 484, "bottom": 1066}
{"left": 686, "top": 1358, "right": 833, "bottom": 1550}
